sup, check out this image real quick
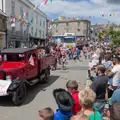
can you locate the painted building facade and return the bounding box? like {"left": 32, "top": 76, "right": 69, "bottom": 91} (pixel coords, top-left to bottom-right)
{"left": 3, "top": 0, "right": 47, "bottom": 48}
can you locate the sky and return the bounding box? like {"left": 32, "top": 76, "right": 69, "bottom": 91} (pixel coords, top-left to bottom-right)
{"left": 31, "top": 0, "right": 120, "bottom": 25}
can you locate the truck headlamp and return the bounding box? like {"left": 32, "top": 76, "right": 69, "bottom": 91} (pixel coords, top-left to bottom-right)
{"left": 6, "top": 75, "right": 12, "bottom": 81}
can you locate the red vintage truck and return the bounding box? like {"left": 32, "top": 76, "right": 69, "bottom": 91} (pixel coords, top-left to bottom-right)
{"left": 0, "top": 47, "right": 52, "bottom": 105}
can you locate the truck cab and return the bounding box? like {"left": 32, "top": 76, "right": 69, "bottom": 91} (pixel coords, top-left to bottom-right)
{"left": 0, "top": 48, "right": 52, "bottom": 105}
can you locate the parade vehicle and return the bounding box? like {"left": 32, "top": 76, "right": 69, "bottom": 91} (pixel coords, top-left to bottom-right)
{"left": 63, "top": 33, "right": 76, "bottom": 49}
{"left": 0, "top": 48, "right": 52, "bottom": 105}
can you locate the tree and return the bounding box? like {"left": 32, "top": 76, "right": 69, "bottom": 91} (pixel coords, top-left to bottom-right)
{"left": 98, "top": 32, "right": 104, "bottom": 41}
{"left": 112, "top": 30, "right": 120, "bottom": 47}
{"left": 97, "top": 26, "right": 120, "bottom": 50}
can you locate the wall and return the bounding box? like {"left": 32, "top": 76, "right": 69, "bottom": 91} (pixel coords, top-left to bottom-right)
{"left": 4, "top": 0, "right": 47, "bottom": 39}
{"left": 51, "top": 20, "right": 91, "bottom": 37}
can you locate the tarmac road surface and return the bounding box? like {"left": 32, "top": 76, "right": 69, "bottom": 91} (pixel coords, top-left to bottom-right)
{"left": 0, "top": 59, "right": 88, "bottom": 120}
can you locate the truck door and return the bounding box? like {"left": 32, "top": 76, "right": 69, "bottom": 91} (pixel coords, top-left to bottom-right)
{"left": 27, "top": 53, "right": 38, "bottom": 79}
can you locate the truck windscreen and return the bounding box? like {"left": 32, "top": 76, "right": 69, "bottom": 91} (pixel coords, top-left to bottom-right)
{"left": 64, "top": 37, "right": 75, "bottom": 43}
{"left": 3, "top": 54, "right": 25, "bottom": 62}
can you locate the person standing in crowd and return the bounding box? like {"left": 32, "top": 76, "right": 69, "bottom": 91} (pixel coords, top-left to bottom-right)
{"left": 61, "top": 54, "right": 67, "bottom": 70}
{"left": 107, "top": 55, "right": 120, "bottom": 89}
{"left": 73, "top": 53, "right": 77, "bottom": 62}
{"left": 76, "top": 48, "right": 81, "bottom": 61}
{"left": 39, "top": 107, "right": 54, "bottom": 120}
{"left": 68, "top": 49, "right": 72, "bottom": 60}
{"left": 83, "top": 45, "right": 87, "bottom": 59}
{"left": 89, "top": 49, "right": 100, "bottom": 69}
{"left": 66, "top": 80, "right": 82, "bottom": 115}
{"left": 53, "top": 88, "right": 74, "bottom": 120}
{"left": 58, "top": 49, "right": 62, "bottom": 65}
{"left": 51, "top": 50, "right": 57, "bottom": 71}
{"left": 79, "top": 87, "right": 102, "bottom": 120}
{"left": 87, "top": 46, "right": 92, "bottom": 60}
{"left": 72, "top": 47, "right": 76, "bottom": 59}
{"left": 110, "top": 88, "right": 120, "bottom": 105}
{"left": 90, "top": 65, "right": 108, "bottom": 114}
{"left": 102, "top": 54, "right": 113, "bottom": 70}
{"left": 107, "top": 102, "right": 120, "bottom": 120}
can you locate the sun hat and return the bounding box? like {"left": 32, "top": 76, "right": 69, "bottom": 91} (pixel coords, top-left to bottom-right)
{"left": 53, "top": 88, "right": 75, "bottom": 112}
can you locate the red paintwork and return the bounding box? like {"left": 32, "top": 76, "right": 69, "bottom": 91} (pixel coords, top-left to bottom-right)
{"left": 40, "top": 56, "right": 52, "bottom": 73}
{"left": 0, "top": 62, "right": 27, "bottom": 80}
{"left": 0, "top": 62, "right": 26, "bottom": 71}
{"left": 0, "top": 48, "right": 53, "bottom": 81}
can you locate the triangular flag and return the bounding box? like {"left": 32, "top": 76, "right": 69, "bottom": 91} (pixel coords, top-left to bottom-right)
{"left": 18, "top": 15, "right": 21, "bottom": 20}
{"left": 10, "top": 18, "right": 12, "bottom": 23}
{"left": 102, "top": 14, "right": 104, "bottom": 17}
{"left": 29, "top": 55, "right": 34, "bottom": 66}
{"left": 36, "top": 3, "right": 40, "bottom": 9}
{"left": 33, "top": 3, "right": 40, "bottom": 11}
{"left": 13, "top": 18, "right": 16, "bottom": 23}
{"left": 50, "top": 0, "right": 53, "bottom": 3}
{"left": 8, "top": 18, "right": 10, "bottom": 23}
{"left": 16, "top": 18, "right": 20, "bottom": 22}
{"left": 26, "top": 12, "right": 28, "bottom": 16}
{"left": 44, "top": 0, "right": 49, "bottom": 5}
{"left": 22, "top": 12, "right": 26, "bottom": 18}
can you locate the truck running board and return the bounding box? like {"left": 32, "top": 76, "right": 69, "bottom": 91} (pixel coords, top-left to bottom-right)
{"left": 25, "top": 78, "right": 40, "bottom": 86}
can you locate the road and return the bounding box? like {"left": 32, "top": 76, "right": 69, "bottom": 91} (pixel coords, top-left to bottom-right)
{"left": 0, "top": 60, "right": 88, "bottom": 120}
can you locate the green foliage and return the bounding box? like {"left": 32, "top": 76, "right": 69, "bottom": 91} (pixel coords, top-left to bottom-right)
{"left": 98, "top": 26, "right": 120, "bottom": 46}
{"left": 98, "top": 32, "right": 104, "bottom": 41}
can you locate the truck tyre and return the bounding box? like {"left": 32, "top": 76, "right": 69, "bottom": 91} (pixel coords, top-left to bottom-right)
{"left": 46, "top": 69, "right": 50, "bottom": 79}
{"left": 43, "top": 69, "right": 49, "bottom": 83}
{"left": 48, "top": 67, "right": 50, "bottom": 75}
{"left": 12, "top": 82, "right": 26, "bottom": 106}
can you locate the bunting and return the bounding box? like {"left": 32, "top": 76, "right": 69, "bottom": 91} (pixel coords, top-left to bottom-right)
{"left": 44, "top": 0, "right": 49, "bottom": 5}
{"left": 50, "top": 0, "right": 53, "bottom": 3}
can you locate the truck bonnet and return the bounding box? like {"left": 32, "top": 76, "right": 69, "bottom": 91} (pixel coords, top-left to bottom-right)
{"left": 0, "top": 62, "right": 26, "bottom": 80}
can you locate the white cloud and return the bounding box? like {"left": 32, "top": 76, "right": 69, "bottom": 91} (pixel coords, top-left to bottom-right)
{"left": 91, "top": 0, "right": 107, "bottom": 4}
{"left": 31, "top": 0, "right": 120, "bottom": 24}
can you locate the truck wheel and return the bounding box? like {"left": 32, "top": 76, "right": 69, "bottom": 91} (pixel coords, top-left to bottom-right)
{"left": 12, "top": 82, "right": 26, "bottom": 106}
{"left": 46, "top": 69, "right": 50, "bottom": 79}
{"left": 44, "top": 69, "right": 49, "bottom": 83}
{"left": 48, "top": 68, "right": 50, "bottom": 75}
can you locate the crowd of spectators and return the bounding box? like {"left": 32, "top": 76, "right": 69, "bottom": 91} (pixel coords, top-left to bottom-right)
{"left": 38, "top": 42, "right": 120, "bottom": 120}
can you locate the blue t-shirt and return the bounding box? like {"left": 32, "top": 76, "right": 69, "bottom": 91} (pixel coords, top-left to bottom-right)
{"left": 103, "top": 61, "right": 113, "bottom": 70}
{"left": 110, "top": 89, "right": 120, "bottom": 105}
{"left": 76, "top": 50, "right": 81, "bottom": 56}
{"left": 54, "top": 110, "right": 72, "bottom": 120}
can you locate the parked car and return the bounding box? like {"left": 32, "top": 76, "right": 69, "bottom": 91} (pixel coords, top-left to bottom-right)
{"left": 0, "top": 48, "right": 52, "bottom": 105}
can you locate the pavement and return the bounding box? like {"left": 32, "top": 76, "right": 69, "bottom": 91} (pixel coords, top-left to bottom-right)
{"left": 0, "top": 59, "right": 88, "bottom": 120}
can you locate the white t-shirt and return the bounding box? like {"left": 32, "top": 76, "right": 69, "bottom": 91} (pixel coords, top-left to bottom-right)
{"left": 89, "top": 53, "right": 99, "bottom": 68}
{"left": 112, "top": 65, "right": 120, "bottom": 86}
